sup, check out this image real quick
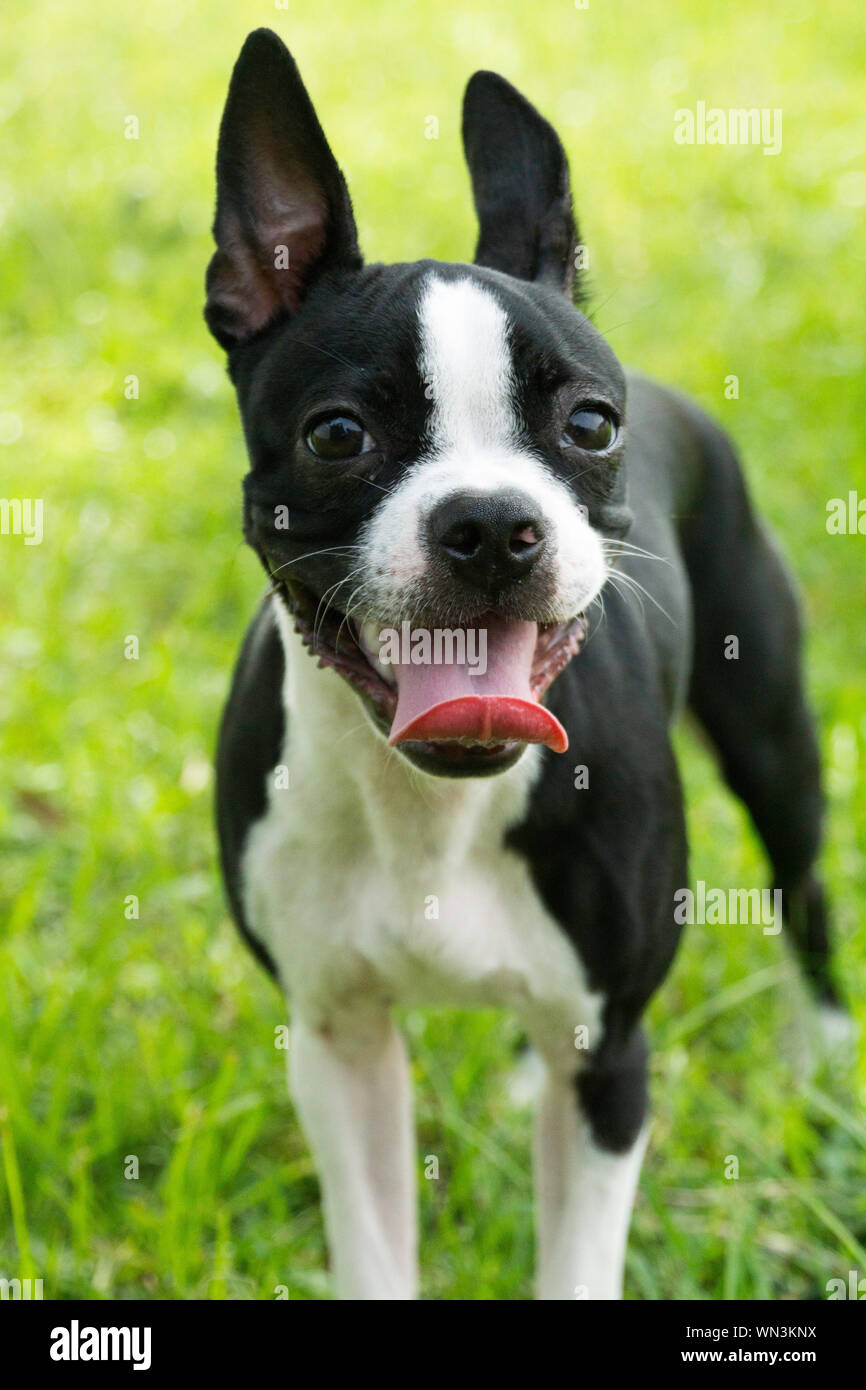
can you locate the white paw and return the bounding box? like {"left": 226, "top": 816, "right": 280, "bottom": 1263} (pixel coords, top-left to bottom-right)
{"left": 505, "top": 1046, "right": 547, "bottom": 1107}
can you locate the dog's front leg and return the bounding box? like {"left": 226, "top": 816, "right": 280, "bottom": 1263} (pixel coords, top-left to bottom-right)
{"left": 533, "top": 1045, "right": 648, "bottom": 1301}
{"left": 289, "top": 1009, "right": 417, "bottom": 1300}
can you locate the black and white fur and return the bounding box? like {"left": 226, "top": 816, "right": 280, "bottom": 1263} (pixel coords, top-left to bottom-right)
{"left": 205, "top": 30, "right": 845, "bottom": 1300}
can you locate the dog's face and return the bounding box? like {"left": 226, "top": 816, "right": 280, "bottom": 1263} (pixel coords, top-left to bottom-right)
{"left": 206, "top": 29, "right": 631, "bottom": 778}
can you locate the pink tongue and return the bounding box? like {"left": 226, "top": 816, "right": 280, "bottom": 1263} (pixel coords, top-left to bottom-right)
{"left": 387, "top": 614, "right": 568, "bottom": 753}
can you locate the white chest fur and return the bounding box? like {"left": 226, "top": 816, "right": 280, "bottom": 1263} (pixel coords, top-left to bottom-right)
{"left": 239, "top": 605, "right": 602, "bottom": 1068}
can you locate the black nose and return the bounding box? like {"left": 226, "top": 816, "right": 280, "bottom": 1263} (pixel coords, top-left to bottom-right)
{"left": 427, "top": 490, "right": 547, "bottom": 589}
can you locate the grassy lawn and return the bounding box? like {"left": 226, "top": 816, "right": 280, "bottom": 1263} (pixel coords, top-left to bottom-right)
{"left": 1, "top": 0, "right": 864, "bottom": 1300}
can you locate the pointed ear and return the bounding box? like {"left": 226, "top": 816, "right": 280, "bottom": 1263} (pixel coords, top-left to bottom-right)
{"left": 205, "top": 29, "right": 361, "bottom": 350}
{"left": 461, "top": 71, "right": 579, "bottom": 300}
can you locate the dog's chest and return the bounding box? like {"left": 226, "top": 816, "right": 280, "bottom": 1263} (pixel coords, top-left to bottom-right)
{"left": 240, "top": 641, "right": 601, "bottom": 1054}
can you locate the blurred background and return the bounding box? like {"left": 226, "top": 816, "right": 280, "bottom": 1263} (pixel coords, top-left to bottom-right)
{"left": 1, "top": 0, "right": 864, "bottom": 1299}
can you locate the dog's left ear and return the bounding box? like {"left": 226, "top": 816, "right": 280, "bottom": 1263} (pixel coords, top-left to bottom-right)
{"left": 205, "top": 29, "right": 361, "bottom": 350}
{"left": 462, "top": 71, "right": 579, "bottom": 300}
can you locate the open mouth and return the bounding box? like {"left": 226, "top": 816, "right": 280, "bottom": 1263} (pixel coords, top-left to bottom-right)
{"left": 282, "top": 582, "right": 586, "bottom": 770}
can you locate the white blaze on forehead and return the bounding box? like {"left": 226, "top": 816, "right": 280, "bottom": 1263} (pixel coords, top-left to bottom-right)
{"left": 357, "top": 270, "right": 608, "bottom": 622}
{"left": 418, "top": 275, "right": 518, "bottom": 451}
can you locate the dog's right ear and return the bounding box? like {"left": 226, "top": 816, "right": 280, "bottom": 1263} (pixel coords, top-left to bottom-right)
{"left": 205, "top": 29, "right": 361, "bottom": 350}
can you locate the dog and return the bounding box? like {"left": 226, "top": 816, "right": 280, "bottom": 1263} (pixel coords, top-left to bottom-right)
{"left": 204, "top": 28, "right": 846, "bottom": 1299}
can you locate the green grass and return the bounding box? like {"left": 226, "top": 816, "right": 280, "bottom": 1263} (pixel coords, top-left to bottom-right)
{"left": 1, "top": 0, "right": 864, "bottom": 1300}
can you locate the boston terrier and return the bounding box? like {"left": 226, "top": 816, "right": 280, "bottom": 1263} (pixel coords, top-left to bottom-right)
{"left": 205, "top": 29, "right": 845, "bottom": 1299}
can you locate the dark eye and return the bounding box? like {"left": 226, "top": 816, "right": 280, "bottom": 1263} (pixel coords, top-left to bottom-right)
{"left": 305, "top": 414, "right": 375, "bottom": 461}
{"left": 561, "top": 405, "right": 618, "bottom": 452}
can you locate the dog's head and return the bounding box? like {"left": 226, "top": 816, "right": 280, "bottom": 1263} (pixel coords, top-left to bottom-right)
{"left": 206, "top": 29, "right": 631, "bottom": 778}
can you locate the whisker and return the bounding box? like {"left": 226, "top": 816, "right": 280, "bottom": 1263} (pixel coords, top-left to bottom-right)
{"left": 312, "top": 565, "right": 367, "bottom": 644}
{"left": 563, "top": 460, "right": 609, "bottom": 485}
{"left": 332, "top": 718, "right": 378, "bottom": 749}
{"left": 347, "top": 475, "right": 397, "bottom": 496}
{"left": 312, "top": 575, "right": 358, "bottom": 643}
{"left": 270, "top": 544, "right": 362, "bottom": 578}
{"left": 595, "top": 293, "right": 669, "bottom": 338}
{"left": 289, "top": 336, "right": 368, "bottom": 373}
{"left": 602, "top": 540, "right": 673, "bottom": 568}
{"left": 335, "top": 582, "right": 369, "bottom": 649}
{"left": 586, "top": 587, "right": 607, "bottom": 644}
{"left": 607, "top": 570, "right": 677, "bottom": 627}
{"left": 606, "top": 572, "right": 646, "bottom": 622}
